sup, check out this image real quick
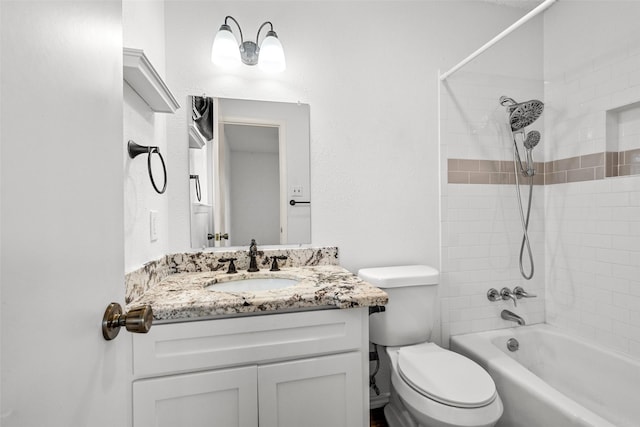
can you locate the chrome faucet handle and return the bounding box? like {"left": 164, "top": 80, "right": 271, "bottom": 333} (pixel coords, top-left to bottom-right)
{"left": 500, "top": 287, "right": 517, "bottom": 307}
{"left": 487, "top": 288, "right": 501, "bottom": 302}
{"left": 514, "top": 286, "right": 536, "bottom": 299}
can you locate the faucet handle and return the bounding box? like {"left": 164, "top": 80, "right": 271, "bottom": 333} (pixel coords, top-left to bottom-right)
{"left": 500, "top": 287, "right": 517, "bottom": 307}
{"left": 219, "top": 257, "right": 238, "bottom": 274}
{"left": 487, "top": 288, "right": 501, "bottom": 302}
{"left": 514, "top": 286, "right": 536, "bottom": 299}
{"left": 270, "top": 255, "right": 288, "bottom": 272}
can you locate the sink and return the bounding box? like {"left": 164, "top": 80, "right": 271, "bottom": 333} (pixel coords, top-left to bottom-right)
{"left": 208, "top": 277, "right": 299, "bottom": 292}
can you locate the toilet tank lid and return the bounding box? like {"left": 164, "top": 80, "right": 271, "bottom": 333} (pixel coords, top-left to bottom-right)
{"left": 357, "top": 265, "right": 439, "bottom": 288}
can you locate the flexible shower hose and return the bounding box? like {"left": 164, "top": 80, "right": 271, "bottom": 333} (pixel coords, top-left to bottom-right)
{"left": 513, "top": 151, "right": 535, "bottom": 280}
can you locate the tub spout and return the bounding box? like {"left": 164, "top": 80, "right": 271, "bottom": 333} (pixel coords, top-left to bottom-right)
{"left": 501, "top": 309, "right": 526, "bottom": 326}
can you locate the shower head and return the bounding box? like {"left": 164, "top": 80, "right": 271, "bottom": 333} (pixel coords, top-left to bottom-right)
{"left": 523, "top": 130, "right": 541, "bottom": 150}
{"left": 509, "top": 99, "right": 544, "bottom": 131}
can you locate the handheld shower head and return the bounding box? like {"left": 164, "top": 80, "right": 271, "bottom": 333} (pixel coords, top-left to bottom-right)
{"left": 509, "top": 100, "right": 544, "bottom": 131}
{"left": 523, "top": 130, "right": 541, "bottom": 150}
{"left": 523, "top": 131, "right": 540, "bottom": 177}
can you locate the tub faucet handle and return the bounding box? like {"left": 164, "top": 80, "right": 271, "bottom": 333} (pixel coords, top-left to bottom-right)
{"left": 500, "top": 287, "right": 517, "bottom": 307}
{"left": 487, "top": 288, "right": 501, "bottom": 302}
{"left": 514, "top": 286, "right": 536, "bottom": 299}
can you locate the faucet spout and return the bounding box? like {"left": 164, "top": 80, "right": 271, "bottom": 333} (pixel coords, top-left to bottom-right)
{"left": 247, "top": 238, "right": 259, "bottom": 272}
{"left": 501, "top": 309, "right": 526, "bottom": 326}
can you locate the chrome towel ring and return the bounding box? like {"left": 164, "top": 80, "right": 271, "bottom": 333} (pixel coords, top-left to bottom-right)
{"left": 128, "top": 140, "right": 167, "bottom": 194}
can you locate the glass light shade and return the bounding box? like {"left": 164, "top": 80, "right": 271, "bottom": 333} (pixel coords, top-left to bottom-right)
{"left": 258, "top": 35, "right": 286, "bottom": 72}
{"left": 211, "top": 28, "right": 241, "bottom": 67}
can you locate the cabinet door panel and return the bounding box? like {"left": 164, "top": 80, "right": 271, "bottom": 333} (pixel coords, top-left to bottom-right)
{"left": 258, "top": 352, "right": 364, "bottom": 427}
{"left": 133, "top": 366, "right": 258, "bottom": 427}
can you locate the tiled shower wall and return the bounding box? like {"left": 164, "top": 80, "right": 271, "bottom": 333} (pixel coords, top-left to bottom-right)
{"left": 440, "top": 72, "right": 546, "bottom": 346}
{"left": 441, "top": 2, "right": 640, "bottom": 360}
{"left": 543, "top": 2, "right": 640, "bottom": 358}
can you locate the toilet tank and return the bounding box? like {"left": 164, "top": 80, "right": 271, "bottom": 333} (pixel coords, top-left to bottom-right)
{"left": 358, "top": 265, "right": 439, "bottom": 347}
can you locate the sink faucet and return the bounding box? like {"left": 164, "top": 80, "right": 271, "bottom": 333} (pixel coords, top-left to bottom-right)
{"left": 501, "top": 309, "right": 526, "bottom": 326}
{"left": 247, "top": 239, "right": 259, "bottom": 272}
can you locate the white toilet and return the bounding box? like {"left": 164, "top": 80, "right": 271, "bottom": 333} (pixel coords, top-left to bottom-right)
{"left": 359, "top": 265, "right": 503, "bottom": 427}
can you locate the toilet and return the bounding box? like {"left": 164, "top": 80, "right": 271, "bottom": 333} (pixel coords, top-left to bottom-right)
{"left": 359, "top": 265, "right": 503, "bottom": 427}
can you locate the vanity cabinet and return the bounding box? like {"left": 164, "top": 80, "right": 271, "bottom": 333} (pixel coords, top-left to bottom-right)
{"left": 131, "top": 308, "right": 369, "bottom": 427}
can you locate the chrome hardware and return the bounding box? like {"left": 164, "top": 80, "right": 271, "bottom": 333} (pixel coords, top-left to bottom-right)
{"left": 507, "top": 338, "right": 520, "bottom": 352}
{"left": 501, "top": 287, "right": 517, "bottom": 307}
{"left": 514, "top": 286, "right": 537, "bottom": 299}
{"left": 501, "top": 309, "right": 526, "bottom": 326}
{"left": 269, "top": 255, "right": 288, "bottom": 271}
{"left": 220, "top": 257, "right": 238, "bottom": 274}
{"left": 487, "top": 288, "right": 501, "bottom": 302}
{"left": 248, "top": 238, "right": 259, "bottom": 272}
{"left": 102, "top": 303, "right": 153, "bottom": 341}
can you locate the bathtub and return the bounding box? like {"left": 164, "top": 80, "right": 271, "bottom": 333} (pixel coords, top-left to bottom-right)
{"left": 450, "top": 324, "right": 640, "bottom": 427}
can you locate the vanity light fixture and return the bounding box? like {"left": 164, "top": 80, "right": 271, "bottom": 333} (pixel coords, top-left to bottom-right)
{"left": 211, "top": 16, "right": 286, "bottom": 73}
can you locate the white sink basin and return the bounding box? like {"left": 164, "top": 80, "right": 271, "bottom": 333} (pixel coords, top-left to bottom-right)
{"left": 208, "top": 277, "right": 299, "bottom": 292}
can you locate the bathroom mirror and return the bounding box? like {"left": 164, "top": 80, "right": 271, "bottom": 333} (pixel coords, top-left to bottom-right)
{"left": 189, "top": 97, "right": 311, "bottom": 248}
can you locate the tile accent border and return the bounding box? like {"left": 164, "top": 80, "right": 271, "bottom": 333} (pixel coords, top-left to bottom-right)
{"left": 607, "top": 148, "right": 640, "bottom": 177}
{"left": 446, "top": 151, "right": 639, "bottom": 185}
{"left": 448, "top": 159, "right": 544, "bottom": 185}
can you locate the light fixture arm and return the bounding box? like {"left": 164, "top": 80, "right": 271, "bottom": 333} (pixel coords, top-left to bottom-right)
{"left": 256, "top": 21, "right": 275, "bottom": 44}
{"left": 223, "top": 15, "right": 244, "bottom": 44}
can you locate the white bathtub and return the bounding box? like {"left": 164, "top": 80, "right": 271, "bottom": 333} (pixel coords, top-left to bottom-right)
{"left": 450, "top": 324, "right": 640, "bottom": 427}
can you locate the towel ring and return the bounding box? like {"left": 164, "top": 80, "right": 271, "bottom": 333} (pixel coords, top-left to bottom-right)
{"left": 128, "top": 140, "right": 167, "bottom": 194}
{"left": 190, "top": 174, "right": 201, "bottom": 201}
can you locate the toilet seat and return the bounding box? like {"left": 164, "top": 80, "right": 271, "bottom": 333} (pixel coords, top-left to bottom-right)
{"left": 397, "top": 343, "right": 497, "bottom": 408}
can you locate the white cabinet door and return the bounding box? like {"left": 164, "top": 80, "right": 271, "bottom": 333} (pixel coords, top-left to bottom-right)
{"left": 133, "top": 366, "right": 258, "bottom": 427}
{"left": 258, "top": 352, "right": 364, "bottom": 427}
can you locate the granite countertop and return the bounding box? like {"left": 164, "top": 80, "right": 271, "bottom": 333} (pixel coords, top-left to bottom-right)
{"left": 127, "top": 264, "right": 388, "bottom": 322}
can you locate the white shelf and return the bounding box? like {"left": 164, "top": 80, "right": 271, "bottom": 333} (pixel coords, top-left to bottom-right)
{"left": 123, "top": 48, "right": 180, "bottom": 113}
{"left": 189, "top": 123, "right": 207, "bottom": 149}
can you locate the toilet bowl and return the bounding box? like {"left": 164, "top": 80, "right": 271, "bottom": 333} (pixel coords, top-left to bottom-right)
{"left": 385, "top": 343, "right": 503, "bottom": 427}
{"left": 359, "top": 265, "right": 503, "bottom": 427}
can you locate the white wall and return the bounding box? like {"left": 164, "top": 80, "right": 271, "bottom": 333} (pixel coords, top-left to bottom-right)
{"left": 123, "top": 0, "right": 170, "bottom": 272}
{"left": 164, "top": 1, "right": 541, "bottom": 274}
{"left": 544, "top": 1, "right": 640, "bottom": 359}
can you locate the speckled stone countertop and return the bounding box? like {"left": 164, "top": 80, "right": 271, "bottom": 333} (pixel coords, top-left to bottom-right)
{"left": 125, "top": 247, "right": 388, "bottom": 323}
